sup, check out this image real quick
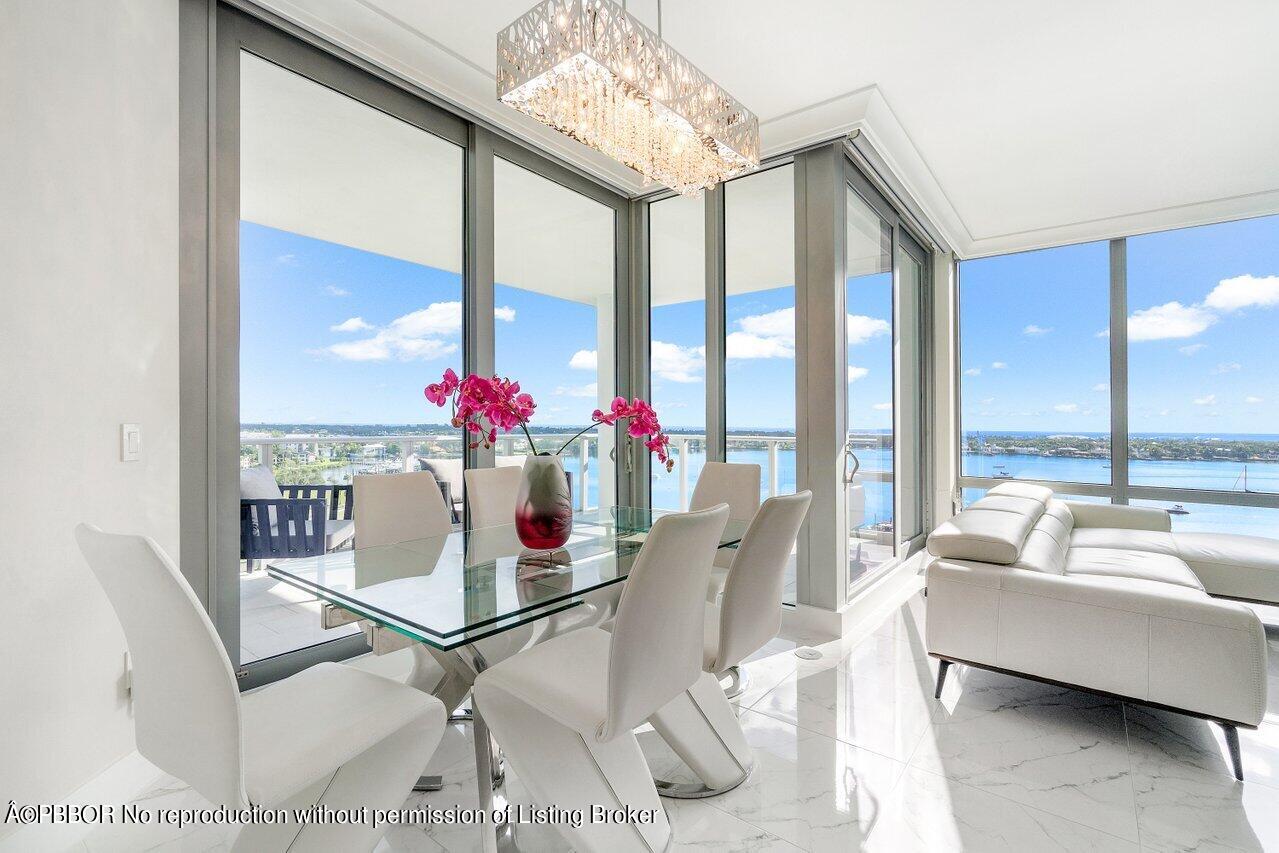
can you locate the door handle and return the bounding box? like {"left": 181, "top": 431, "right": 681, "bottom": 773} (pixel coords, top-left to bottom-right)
{"left": 843, "top": 444, "right": 861, "bottom": 485}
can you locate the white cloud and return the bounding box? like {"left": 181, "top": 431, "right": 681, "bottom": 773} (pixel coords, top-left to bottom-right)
{"left": 1053, "top": 403, "right": 1079, "bottom": 413}
{"left": 963, "top": 367, "right": 981, "bottom": 377}
{"left": 387, "top": 303, "right": 463, "bottom": 338}
{"left": 324, "top": 285, "right": 349, "bottom": 297}
{"left": 651, "top": 341, "right": 705, "bottom": 383}
{"left": 1194, "top": 394, "right": 1216, "bottom": 406}
{"left": 726, "top": 308, "right": 888, "bottom": 361}
{"left": 1203, "top": 274, "right": 1279, "bottom": 312}
{"left": 1127, "top": 301, "right": 1216, "bottom": 341}
{"left": 726, "top": 331, "right": 793, "bottom": 359}
{"left": 276, "top": 253, "right": 298, "bottom": 265}
{"left": 991, "top": 362, "right": 1008, "bottom": 370}
{"left": 323, "top": 301, "right": 462, "bottom": 362}
{"left": 1095, "top": 329, "right": 1110, "bottom": 339}
{"left": 1092, "top": 382, "right": 1110, "bottom": 392}
{"left": 330, "top": 317, "right": 372, "bottom": 333}
{"left": 1023, "top": 324, "right": 1052, "bottom": 336}
{"left": 1246, "top": 396, "right": 1264, "bottom": 404}
{"left": 738, "top": 307, "right": 794, "bottom": 341}
{"left": 494, "top": 305, "right": 517, "bottom": 322}
{"left": 553, "top": 382, "right": 598, "bottom": 398}
{"left": 847, "top": 314, "right": 891, "bottom": 345}
{"left": 1179, "top": 344, "right": 1206, "bottom": 356}
{"left": 568, "top": 349, "right": 597, "bottom": 371}
{"left": 979, "top": 397, "right": 995, "bottom": 405}
{"left": 847, "top": 366, "right": 869, "bottom": 383}
{"left": 1213, "top": 362, "right": 1242, "bottom": 374}
{"left": 728, "top": 307, "right": 795, "bottom": 360}
{"left": 872, "top": 402, "right": 892, "bottom": 411}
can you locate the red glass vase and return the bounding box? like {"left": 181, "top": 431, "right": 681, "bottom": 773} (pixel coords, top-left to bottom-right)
{"left": 514, "top": 453, "right": 573, "bottom": 550}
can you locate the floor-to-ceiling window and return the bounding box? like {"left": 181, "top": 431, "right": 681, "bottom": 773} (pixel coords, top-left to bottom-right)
{"left": 493, "top": 157, "right": 617, "bottom": 511}
{"left": 237, "top": 52, "right": 464, "bottom": 664}
{"left": 959, "top": 241, "right": 1112, "bottom": 484}
{"left": 648, "top": 194, "right": 706, "bottom": 511}
{"left": 957, "top": 213, "right": 1279, "bottom": 540}
{"left": 724, "top": 165, "right": 796, "bottom": 603}
{"left": 724, "top": 165, "right": 796, "bottom": 500}
{"left": 1127, "top": 215, "right": 1279, "bottom": 533}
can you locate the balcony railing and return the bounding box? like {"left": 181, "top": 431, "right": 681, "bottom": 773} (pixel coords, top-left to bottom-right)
{"left": 240, "top": 431, "right": 893, "bottom": 514}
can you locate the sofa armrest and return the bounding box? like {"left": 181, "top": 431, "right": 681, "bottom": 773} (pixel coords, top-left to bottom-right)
{"left": 1063, "top": 500, "right": 1171, "bottom": 532}
{"left": 926, "top": 558, "right": 1267, "bottom": 726}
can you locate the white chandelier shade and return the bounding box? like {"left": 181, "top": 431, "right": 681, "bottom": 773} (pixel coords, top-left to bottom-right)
{"left": 497, "top": 0, "right": 760, "bottom": 196}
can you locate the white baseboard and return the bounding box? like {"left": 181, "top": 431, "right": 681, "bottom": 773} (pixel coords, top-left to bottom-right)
{"left": 781, "top": 551, "right": 926, "bottom": 640}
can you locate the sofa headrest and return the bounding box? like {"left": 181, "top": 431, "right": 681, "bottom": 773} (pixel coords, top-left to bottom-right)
{"left": 987, "top": 481, "right": 1054, "bottom": 503}
{"left": 928, "top": 483, "right": 1054, "bottom": 565}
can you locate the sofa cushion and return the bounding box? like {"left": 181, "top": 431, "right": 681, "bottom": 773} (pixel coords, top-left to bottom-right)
{"left": 1065, "top": 547, "right": 1204, "bottom": 590}
{"left": 1070, "top": 528, "right": 1179, "bottom": 555}
{"left": 240, "top": 465, "right": 283, "bottom": 500}
{"left": 1167, "top": 533, "right": 1279, "bottom": 603}
{"left": 928, "top": 493, "right": 1046, "bottom": 565}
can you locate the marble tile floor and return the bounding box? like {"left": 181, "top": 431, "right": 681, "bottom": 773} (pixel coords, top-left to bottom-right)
{"left": 69, "top": 581, "right": 1279, "bottom": 852}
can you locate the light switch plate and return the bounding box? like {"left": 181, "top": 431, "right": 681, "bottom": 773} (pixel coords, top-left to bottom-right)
{"left": 121, "top": 423, "right": 141, "bottom": 462}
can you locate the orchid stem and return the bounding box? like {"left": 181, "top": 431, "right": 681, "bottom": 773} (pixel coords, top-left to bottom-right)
{"left": 554, "top": 419, "right": 608, "bottom": 456}
{"left": 520, "top": 420, "right": 540, "bottom": 455}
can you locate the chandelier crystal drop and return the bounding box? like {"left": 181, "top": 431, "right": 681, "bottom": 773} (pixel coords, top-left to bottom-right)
{"left": 497, "top": 0, "right": 760, "bottom": 196}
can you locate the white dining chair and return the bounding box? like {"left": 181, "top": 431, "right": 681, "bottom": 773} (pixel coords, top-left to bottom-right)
{"left": 353, "top": 471, "right": 453, "bottom": 548}
{"left": 689, "top": 461, "right": 762, "bottom": 602}
{"left": 463, "top": 464, "right": 522, "bottom": 529}
{"left": 74, "top": 524, "right": 445, "bottom": 853}
{"left": 472, "top": 504, "right": 730, "bottom": 853}
{"left": 648, "top": 491, "right": 813, "bottom": 796}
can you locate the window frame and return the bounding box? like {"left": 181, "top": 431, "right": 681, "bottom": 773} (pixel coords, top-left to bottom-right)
{"left": 955, "top": 227, "right": 1279, "bottom": 516}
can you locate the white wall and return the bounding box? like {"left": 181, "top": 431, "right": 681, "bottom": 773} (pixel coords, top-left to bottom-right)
{"left": 0, "top": 0, "right": 179, "bottom": 827}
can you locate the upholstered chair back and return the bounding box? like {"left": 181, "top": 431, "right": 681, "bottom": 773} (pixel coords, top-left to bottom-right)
{"left": 714, "top": 491, "right": 812, "bottom": 672}
{"left": 75, "top": 525, "right": 247, "bottom": 808}
{"left": 464, "top": 465, "right": 523, "bottom": 529}
{"left": 601, "top": 504, "right": 729, "bottom": 740}
{"left": 689, "top": 462, "right": 761, "bottom": 521}
{"left": 354, "top": 471, "right": 452, "bottom": 548}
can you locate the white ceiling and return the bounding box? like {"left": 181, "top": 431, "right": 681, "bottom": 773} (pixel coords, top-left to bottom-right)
{"left": 256, "top": 0, "right": 1279, "bottom": 257}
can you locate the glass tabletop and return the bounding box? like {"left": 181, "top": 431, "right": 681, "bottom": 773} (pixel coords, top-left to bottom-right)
{"left": 266, "top": 506, "right": 747, "bottom": 651}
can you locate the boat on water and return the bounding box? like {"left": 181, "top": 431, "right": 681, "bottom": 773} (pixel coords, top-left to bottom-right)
{"left": 1168, "top": 504, "right": 1190, "bottom": 515}
{"left": 1233, "top": 465, "right": 1259, "bottom": 494}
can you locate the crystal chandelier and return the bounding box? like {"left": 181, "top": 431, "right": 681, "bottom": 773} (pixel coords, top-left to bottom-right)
{"left": 497, "top": 0, "right": 760, "bottom": 196}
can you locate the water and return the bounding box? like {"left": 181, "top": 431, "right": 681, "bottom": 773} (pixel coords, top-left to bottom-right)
{"left": 655, "top": 445, "right": 1279, "bottom": 539}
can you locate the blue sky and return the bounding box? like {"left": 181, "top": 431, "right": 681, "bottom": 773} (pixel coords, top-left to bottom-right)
{"left": 242, "top": 220, "right": 899, "bottom": 433}
{"left": 961, "top": 214, "right": 1279, "bottom": 435}
{"left": 243, "top": 212, "right": 1278, "bottom": 437}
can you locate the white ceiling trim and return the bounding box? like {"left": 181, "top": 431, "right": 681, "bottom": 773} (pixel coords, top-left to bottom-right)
{"left": 962, "top": 186, "right": 1279, "bottom": 259}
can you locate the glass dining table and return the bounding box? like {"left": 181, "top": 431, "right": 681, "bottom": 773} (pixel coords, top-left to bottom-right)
{"left": 267, "top": 506, "right": 745, "bottom": 853}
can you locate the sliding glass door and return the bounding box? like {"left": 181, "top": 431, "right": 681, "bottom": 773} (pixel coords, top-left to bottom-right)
{"left": 236, "top": 51, "right": 464, "bottom": 665}
{"left": 212, "top": 8, "right": 629, "bottom": 684}
{"left": 844, "top": 169, "right": 928, "bottom": 591}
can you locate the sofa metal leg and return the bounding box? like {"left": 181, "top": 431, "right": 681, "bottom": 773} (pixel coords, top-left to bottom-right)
{"left": 935, "top": 659, "right": 951, "bottom": 700}
{"left": 1220, "top": 722, "right": 1244, "bottom": 781}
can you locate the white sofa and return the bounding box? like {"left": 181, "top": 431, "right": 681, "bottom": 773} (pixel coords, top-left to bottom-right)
{"left": 926, "top": 481, "right": 1276, "bottom": 780}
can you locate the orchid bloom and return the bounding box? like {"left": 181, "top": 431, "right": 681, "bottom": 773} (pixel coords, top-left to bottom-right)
{"left": 426, "top": 370, "right": 673, "bottom": 468}
{"left": 424, "top": 369, "right": 538, "bottom": 451}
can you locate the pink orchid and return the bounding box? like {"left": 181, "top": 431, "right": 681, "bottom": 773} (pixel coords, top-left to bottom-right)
{"left": 425, "top": 370, "right": 674, "bottom": 468}
{"left": 424, "top": 369, "right": 538, "bottom": 451}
